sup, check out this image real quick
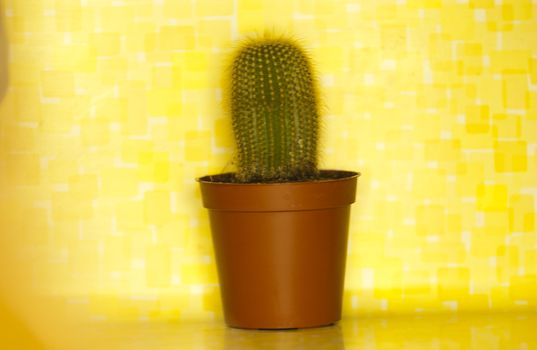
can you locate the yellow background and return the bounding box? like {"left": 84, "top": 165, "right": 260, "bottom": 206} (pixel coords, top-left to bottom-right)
{"left": 0, "top": 0, "right": 536, "bottom": 329}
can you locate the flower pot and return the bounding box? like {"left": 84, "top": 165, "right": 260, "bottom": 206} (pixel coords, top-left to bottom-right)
{"left": 198, "top": 170, "right": 359, "bottom": 329}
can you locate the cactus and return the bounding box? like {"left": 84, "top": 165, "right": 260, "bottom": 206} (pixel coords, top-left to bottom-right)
{"left": 229, "top": 35, "right": 320, "bottom": 182}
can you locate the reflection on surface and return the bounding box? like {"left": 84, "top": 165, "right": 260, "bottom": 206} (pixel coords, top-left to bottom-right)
{"left": 79, "top": 312, "right": 537, "bottom": 350}
{"left": 224, "top": 325, "right": 344, "bottom": 350}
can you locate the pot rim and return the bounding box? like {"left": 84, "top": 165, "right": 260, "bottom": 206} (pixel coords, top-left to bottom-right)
{"left": 197, "top": 169, "right": 360, "bottom": 186}
{"left": 198, "top": 169, "right": 360, "bottom": 212}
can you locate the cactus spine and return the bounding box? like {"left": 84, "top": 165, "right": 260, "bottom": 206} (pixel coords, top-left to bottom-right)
{"left": 230, "top": 35, "right": 320, "bottom": 182}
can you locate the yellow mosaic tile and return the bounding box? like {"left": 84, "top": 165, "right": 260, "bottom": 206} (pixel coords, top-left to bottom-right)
{"left": 0, "top": 0, "right": 536, "bottom": 322}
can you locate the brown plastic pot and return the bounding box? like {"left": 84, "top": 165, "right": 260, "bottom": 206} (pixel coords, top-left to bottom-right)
{"left": 198, "top": 170, "right": 359, "bottom": 329}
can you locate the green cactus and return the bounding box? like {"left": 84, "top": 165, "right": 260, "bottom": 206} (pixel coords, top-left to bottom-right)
{"left": 229, "top": 35, "right": 320, "bottom": 183}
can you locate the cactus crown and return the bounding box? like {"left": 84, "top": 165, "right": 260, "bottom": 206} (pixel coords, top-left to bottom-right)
{"left": 229, "top": 35, "right": 320, "bottom": 183}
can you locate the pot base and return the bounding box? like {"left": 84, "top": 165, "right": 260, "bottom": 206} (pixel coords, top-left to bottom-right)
{"left": 229, "top": 322, "right": 336, "bottom": 331}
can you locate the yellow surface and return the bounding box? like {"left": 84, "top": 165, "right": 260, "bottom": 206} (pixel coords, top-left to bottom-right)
{"left": 0, "top": 0, "right": 537, "bottom": 343}
{"left": 23, "top": 313, "right": 537, "bottom": 350}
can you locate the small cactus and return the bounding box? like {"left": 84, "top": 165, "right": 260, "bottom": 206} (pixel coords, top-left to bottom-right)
{"left": 229, "top": 35, "right": 320, "bottom": 182}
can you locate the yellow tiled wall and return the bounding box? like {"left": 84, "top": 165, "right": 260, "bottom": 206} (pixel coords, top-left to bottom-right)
{"left": 0, "top": 0, "right": 536, "bottom": 321}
